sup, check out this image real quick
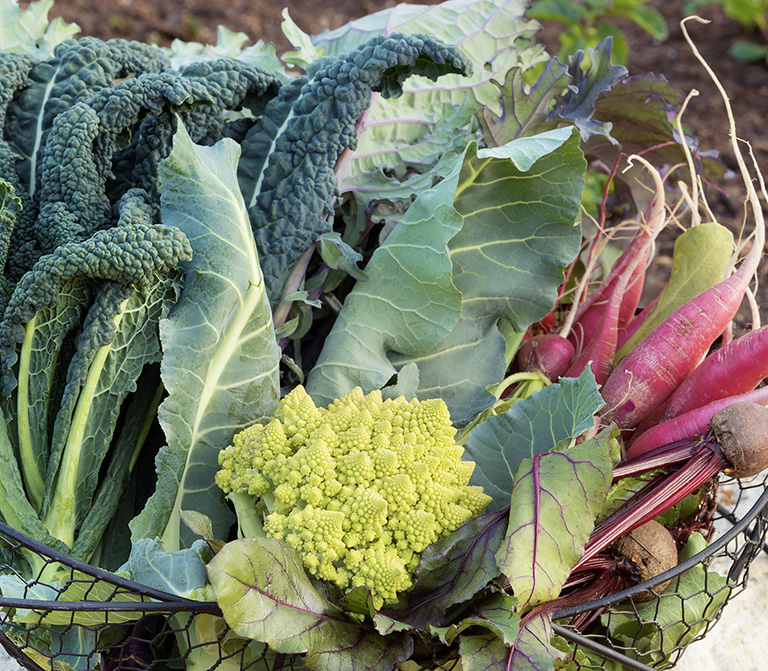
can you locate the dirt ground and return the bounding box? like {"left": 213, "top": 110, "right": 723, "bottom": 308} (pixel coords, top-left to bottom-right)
{"left": 28, "top": 0, "right": 768, "bottom": 323}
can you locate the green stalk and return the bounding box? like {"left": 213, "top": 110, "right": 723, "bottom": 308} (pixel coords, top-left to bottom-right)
{"left": 44, "top": 303, "right": 127, "bottom": 548}
{"left": 16, "top": 316, "right": 45, "bottom": 510}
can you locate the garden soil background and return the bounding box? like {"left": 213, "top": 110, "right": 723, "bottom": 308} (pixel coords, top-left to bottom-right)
{"left": 4, "top": 1, "right": 768, "bottom": 670}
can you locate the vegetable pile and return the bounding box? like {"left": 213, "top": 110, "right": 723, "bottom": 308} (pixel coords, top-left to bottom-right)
{"left": 0, "top": 1, "right": 767, "bottom": 670}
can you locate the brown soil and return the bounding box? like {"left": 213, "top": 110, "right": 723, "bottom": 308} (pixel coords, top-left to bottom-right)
{"left": 31, "top": 0, "right": 768, "bottom": 323}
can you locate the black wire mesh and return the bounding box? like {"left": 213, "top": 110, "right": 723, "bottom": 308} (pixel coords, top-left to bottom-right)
{"left": 0, "top": 472, "right": 766, "bottom": 671}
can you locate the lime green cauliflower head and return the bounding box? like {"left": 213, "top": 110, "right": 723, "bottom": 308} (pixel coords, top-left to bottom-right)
{"left": 216, "top": 385, "right": 491, "bottom": 608}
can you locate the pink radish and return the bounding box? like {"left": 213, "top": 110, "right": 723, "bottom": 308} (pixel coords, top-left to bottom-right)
{"left": 600, "top": 157, "right": 765, "bottom": 430}
{"left": 515, "top": 333, "right": 574, "bottom": 382}
{"left": 562, "top": 271, "right": 627, "bottom": 384}
{"left": 625, "top": 386, "right": 768, "bottom": 460}
{"left": 660, "top": 324, "right": 768, "bottom": 420}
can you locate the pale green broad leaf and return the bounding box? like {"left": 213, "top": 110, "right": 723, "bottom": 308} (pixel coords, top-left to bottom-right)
{"left": 130, "top": 121, "right": 281, "bottom": 549}
{"left": 117, "top": 538, "right": 210, "bottom": 599}
{"left": 393, "top": 128, "right": 585, "bottom": 425}
{"left": 207, "top": 537, "right": 413, "bottom": 670}
{"left": 308, "top": 128, "right": 584, "bottom": 427}
{"left": 464, "top": 367, "right": 604, "bottom": 511}
{"left": 0, "top": 0, "right": 79, "bottom": 58}
{"left": 306, "top": 157, "right": 464, "bottom": 400}
{"left": 495, "top": 429, "right": 615, "bottom": 609}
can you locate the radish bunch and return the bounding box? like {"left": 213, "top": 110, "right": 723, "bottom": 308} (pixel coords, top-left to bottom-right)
{"left": 512, "top": 21, "right": 768, "bottom": 462}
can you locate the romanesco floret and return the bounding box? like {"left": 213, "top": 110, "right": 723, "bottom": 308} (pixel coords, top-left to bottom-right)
{"left": 216, "top": 385, "right": 492, "bottom": 608}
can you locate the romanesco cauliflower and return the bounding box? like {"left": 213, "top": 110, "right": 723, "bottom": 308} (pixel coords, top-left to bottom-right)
{"left": 216, "top": 385, "right": 491, "bottom": 608}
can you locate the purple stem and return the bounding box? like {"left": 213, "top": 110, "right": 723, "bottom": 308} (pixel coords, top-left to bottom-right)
{"left": 574, "top": 441, "right": 727, "bottom": 571}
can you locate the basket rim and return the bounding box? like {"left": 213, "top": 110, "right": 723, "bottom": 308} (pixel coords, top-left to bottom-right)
{"left": 0, "top": 482, "right": 765, "bottom": 616}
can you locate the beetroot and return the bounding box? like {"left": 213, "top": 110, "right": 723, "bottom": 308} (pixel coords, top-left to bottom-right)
{"left": 711, "top": 402, "right": 768, "bottom": 478}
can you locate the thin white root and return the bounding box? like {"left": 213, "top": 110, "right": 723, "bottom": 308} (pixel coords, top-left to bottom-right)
{"left": 681, "top": 16, "right": 767, "bottom": 328}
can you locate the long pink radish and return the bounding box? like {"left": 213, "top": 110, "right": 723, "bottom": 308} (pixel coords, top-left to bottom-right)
{"left": 566, "top": 207, "right": 662, "bottom": 354}
{"left": 563, "top": 271, "right": 627, "bottom": 384}
{"left": 660, "top": 324, "right": 768, "bottom": 420}
{"left": 600, "top": 259, "right": 762, "bottom": 429}
{"left": 625, "top": 386, "right": 768, "bottom": 460}
{"left": 600, "top": 135, "right": 765, "bottom": 430}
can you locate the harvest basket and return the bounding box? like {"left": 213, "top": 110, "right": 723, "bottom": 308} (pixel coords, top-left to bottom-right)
{"left": 0, "top": 475, "right": 766, "bottom": 671}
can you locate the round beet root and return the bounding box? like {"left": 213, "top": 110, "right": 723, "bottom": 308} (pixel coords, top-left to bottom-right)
{"left": 613, "top": 520, "right": 678, "bottom": 602}
{"left": 515, "top": 334, "right": 575, "bottom": 382}
{"left": 711, "top": 402, "right": 768, "bottom": 478}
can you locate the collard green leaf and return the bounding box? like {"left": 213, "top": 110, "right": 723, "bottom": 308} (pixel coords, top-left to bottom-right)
{"left": 309, "top": 128, "right": 585, "bottom": 426}
{"left": 131, "top": 121, "right": 281, "bottom": 550}
{"left": 495, "top": 430, "right": 615, "bottom": 609}
{"left": 464, "top": 367, "right": 604, "bottom": 511}
{"left": 390, "top": 508, "right": 509, "bottom": 629}
{"left": 207, "top": 537, "right": 413, "bottom": 671}
{"left": 393, "top": 128, "right": 585, "bottom": 425}
{"left": 306, "top": 160, "right": 464, "bottom": 403}
{"left": 117, "top": 537, "right": 210, "bottom": 599}
{"left": 616, "top": 222, "right": 734, "bottom": 360}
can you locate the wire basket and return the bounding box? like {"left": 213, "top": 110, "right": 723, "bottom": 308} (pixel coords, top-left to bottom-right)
{"left": 0, "top": 474, "right": 766, "bottom": 671}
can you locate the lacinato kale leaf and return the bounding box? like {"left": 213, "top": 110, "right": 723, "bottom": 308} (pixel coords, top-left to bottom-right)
{"left": 239, "top": 32, "right": 471, "bottom": 304}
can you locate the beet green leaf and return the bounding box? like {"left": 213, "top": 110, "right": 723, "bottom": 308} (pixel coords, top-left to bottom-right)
{"left": 495, "top": 429, "right": 615, "bottom": 609}
{"left": 207, "top": 537, "right": 413, "bottom": 671}
{"left": 464, "top": 367, "right": 604, "bottom": 511}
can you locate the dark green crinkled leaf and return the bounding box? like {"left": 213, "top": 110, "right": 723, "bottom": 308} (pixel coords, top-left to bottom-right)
{"left": 495, "top": 429, "right": 615, "bottom": 609}
{"left": 464, "top": 367, "right": 604, "bottom": 510}
{"left": 3, "top": 37, "right": 168, "bottom": 200}
{"left": 207, "top": 537, "right": 413, "bottom": 671}
{"left": 240, "top": 32, "right": 471, "bottom": 304}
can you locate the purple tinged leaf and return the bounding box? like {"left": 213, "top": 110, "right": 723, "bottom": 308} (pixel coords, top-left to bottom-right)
{"left": 207, "top": 537, "right": 413, "bottom": 671}
{"left": 478, "top": 57, "right": 569, "bottom": 146}
{"left": 494, "top": 431, "right": 615, "bottom": 609}
{"left": 552, "top": 37, "right": 628, "bottom": 142}
{"left": 387, "top": 508, "right": 509, "bottom": 629}
{"left": 507, "top": 609, "right": 566, "bottom": 671}
{"left": 459, "top": 631, "right": 511, "bottom": 671}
